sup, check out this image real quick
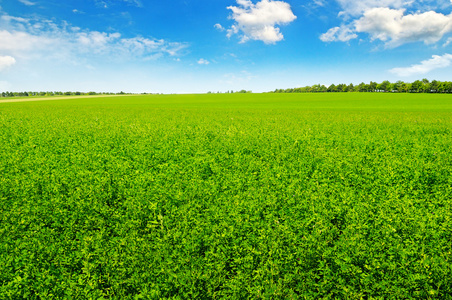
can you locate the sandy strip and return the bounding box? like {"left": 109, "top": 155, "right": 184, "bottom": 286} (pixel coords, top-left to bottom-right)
{"left": 0, "top": 95, "right": 128, "bottom": 104}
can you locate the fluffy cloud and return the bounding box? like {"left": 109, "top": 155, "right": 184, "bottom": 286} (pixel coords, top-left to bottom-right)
{"left": 0, "top": 55, "right": 16, "bottom": 71}
{"left": 124, "top": 0, "right": 143, "bottom": 8}
{"left": 0, "top": 13, "right": 187, "bottom": 62}
{"left": 389, "top": 53, "right": 452, "bottom": 76}
{"left": 120, "top": 37, "right": 186, "bottom": 57}
{"left": 336, "top": 0, "right": 451, "bottom": 16}
{"left": 320, "top": 26, "right": 357, "bottom": 42}
{"left": 76, "top": 31, "right": 122, "bottom": 54}
{"left": 95, "top": 0, "right": 142, "bottom": 8}
{"left": 335, "top": 0, "right": 406, "bottom": 16}
{"left": 214, "top": 23, "right": 225, "bottom": 31}
{"left": 320, "top": 0, "right": 452, "bottom": 47}
{"left": 197, "top": 58, "right": 210, "bottom": 65}
{"left": 0, "top": 30, "right": 53, "bottom": 55}
{"left": 226, "top": 0, "right": 297, "bottom": 44}
{"left": 444, "top": 37, "right": 452, "bottom": 47}
{"left": 18, "top": 0, "right": 36, "bottom": 6}
{"left": 355, "top": 8, "right": 452, "bottom": 47}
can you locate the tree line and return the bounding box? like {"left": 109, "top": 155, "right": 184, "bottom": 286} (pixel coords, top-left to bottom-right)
{"left": 272, "top": 79, "right": 452, "bottom": 94}
{"left": 1, "top": 91, "right": 131, "bottom": 98}
{"left": 207, "top": 90, "right": 252, "bottom": 94}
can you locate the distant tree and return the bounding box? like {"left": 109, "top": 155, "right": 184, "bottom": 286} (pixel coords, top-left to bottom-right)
{"left": 430, "top": 80, "right": 439, "bottom": 93}
{"left": 437, "top": 82, "right": 446, "bottom": 93}
{"left": 336, "top": 84, "right": 346, "bottom": 92}
{"left": 377, "top": 80, "right": 390, "bottom": 92}
{"left": 358, "top": 82, "right": 367, "bottom": 92}
{"left": 392, "top": 80, "right": 405, "bottom": 92}
{"left": 411, "top": 80, "right": 422, "bottom": 93}
{"left": 310, "top": 84, "right": 320, "bottom": 93}
{"left": 421, "top": 81, "right": 431, "bottom": 93}
{"left": 369, "top": 81, "right": 377, "bottom": 92}
{"left": 445, "top": 82, "right": 452, "bottom": 93}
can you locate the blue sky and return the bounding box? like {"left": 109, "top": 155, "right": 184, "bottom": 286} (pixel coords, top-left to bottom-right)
{"left": 1, "top": 0, "right": 452, "bottom": 93}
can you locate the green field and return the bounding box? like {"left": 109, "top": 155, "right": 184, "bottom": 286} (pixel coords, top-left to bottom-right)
{"left": 1, "top": 93, "right": 452, "bottom": 299}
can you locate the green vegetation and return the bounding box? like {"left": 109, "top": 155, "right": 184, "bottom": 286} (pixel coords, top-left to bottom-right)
{"left": 0, "top": 91, "right": 133, "bottom": 98}
{"left": 1, "top": 93, "right": 451, "bottom": 299}
{"left": 273, "top": 78, "right": 452, "bottom": 93}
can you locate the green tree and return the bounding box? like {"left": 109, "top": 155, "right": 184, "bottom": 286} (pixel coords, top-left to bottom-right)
{"left": 327, "top": 84, "right": 336, "bottom": 92}
{"left": 369, "top": 81, "right": 377, "bottom": 92}
{"left": 411, "top": 80, "right": 422, "bottom": 93}
{"left": 358, "top": 82, "right": 367, "bottom": 92}
{"left": 380, "top": 80, "right": 391, "bottom": 92}
{"left": 336, "top": 84, "right": 346, "bottom": 92}
{"left": 430, "top": 80, "right": 439, "bottom": 93}
{"left": 446, "top": 82, "right": 452, "bottom": 93}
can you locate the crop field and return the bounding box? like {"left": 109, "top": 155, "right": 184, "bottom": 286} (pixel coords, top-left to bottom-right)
{"left": 1, "top": 93, "right": 452, "bottom": 299}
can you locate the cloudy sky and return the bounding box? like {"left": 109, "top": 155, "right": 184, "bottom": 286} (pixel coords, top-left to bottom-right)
{"left": 1, "top": 0, "right": 452, "bottom": 93}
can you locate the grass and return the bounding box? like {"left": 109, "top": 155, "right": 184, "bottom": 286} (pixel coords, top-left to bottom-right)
{"left": 1, "top": 93, "right": 451, "bottom": 299}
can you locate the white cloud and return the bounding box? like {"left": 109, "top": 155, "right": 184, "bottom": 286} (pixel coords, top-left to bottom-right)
{"left": 336, "top": 0, "right": 451, "bottom": 17}
{"left": 226, "top": 0, "right": 297, "bottom": 44}
{"left": 124, "top": 0, "right": 143, "bottom": 8}
{"left": 76, "top": 31, "right": 122, "bottom": 54}
{"left": 320, "top": 25, "right": 357, "bottom": 42}
{"left": 120, "top": 37, "right": 186, "bottom": 57}
{"left": 389, "top": 53, "right": 452, "bottom": 76}
{"left": 355, "top": 8, "right": 452, "bottom": 47}
{"left": 95, "top": 0, "right": 108, "bottom": 8}
{"left": 95, "top": 0, "right": 143, "bottom": 8}
{"left": 321, "top": 1, "right": 452, "bottom": 48}
{"left": 312, "top": 0, "right": 326, "bottom": 7}
{"left": 197, "top": 58, "right": 210, "bottom": 65}
{"left": 18, "top": 0, "right": 36, "bottom": 6}
{"left": 0, "top": 14, "right": 188, "bottom": 62}
{"left": 214, "top": 23, "right": 225, "bottom": 31}
{"left": 0, "top": 55, "right": 16, "bottom": 71}
{"left": 0, "top": 30, "right": 53, "bottom": 56}
{"left": 444, "top": 37, "right": 452, "bottom": 47}
{"left": 336, "top": 0, "right": 406, "bottom": 17}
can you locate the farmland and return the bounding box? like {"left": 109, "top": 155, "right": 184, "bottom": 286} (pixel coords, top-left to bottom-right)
{"left": 1, "top": 93, "right": 452, "bottom": 299}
